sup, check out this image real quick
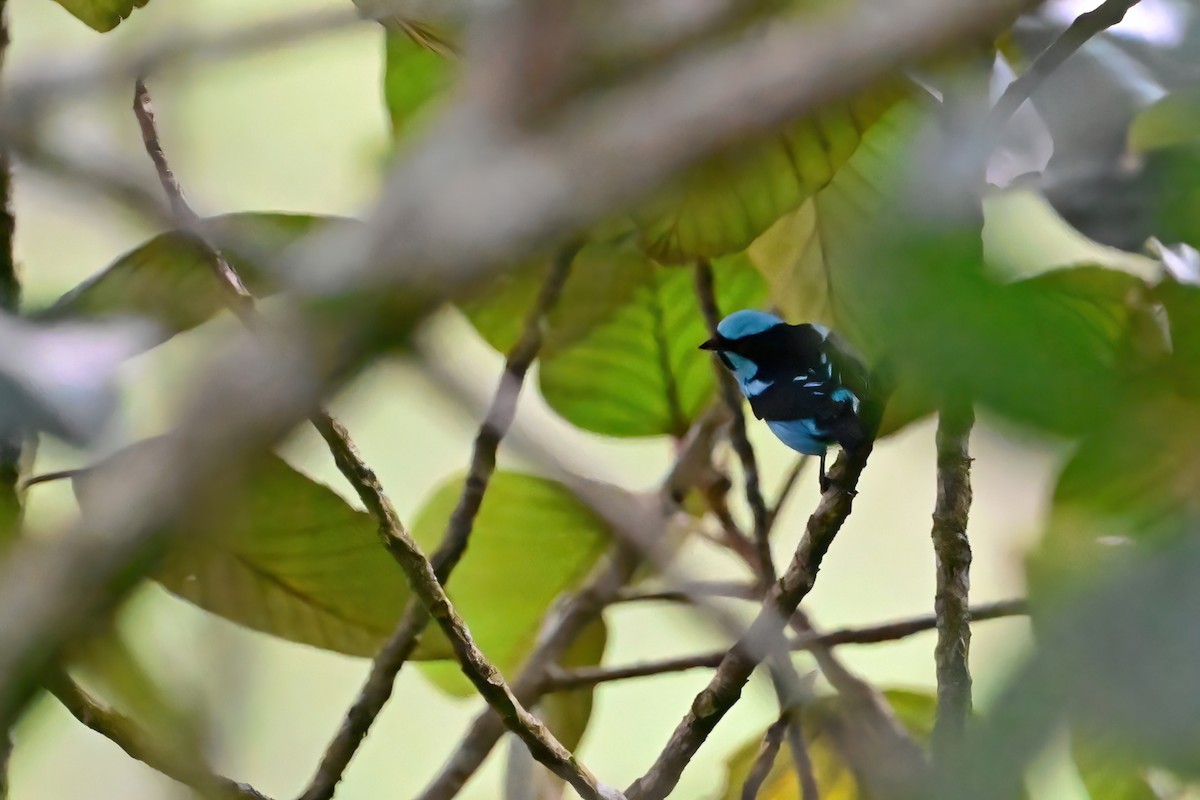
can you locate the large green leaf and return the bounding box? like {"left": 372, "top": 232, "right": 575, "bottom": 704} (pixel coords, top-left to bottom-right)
{"left": 50, "top": 0, "right": 149, "bottom": 31}
{"left": 1129, "top": 87, "right": 1200, "bottom": 154}
{"left": 717, "top": 689, "right": 935, "bottom": 800}
{"left": 410, "top": 471, "right": 610, "bottom": 694}
{"left": 383, "top": 23, "right": 456, "bottom": 141}
{"left": 73, "top": 445, "right": 411, "bottom": 657}
{"left": 746, "top": 99, "right": 934, "bottom": 436}
{"left": 747, "top": 98, "right": 925, "bottom": 354}
{"left": 73, "top": 445, "right": 610, "bottom": 672}
{"left": 43, "top": 213, "right": 340, "bottom": 346}
{"left": 636, "top": 78, "right": 911, "bottom": 264}
{"left": 537, "top": 250, "right": 767, "bottom": 437}
{"left": 1073, "top": 736, "right": 1160, "bottom": 800}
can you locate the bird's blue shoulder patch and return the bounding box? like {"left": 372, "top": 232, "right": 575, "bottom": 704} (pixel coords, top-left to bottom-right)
{"left": 716, "top": 310, "right": 784, "bottom": 340}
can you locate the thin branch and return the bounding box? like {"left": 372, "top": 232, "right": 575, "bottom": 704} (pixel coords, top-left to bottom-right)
{"left": 296, "top": 247, "right": 577, "bottom": 800}
{"left": 784, "top": 713, "right": 818, "bottom": 800}
{"left": 694, "top": 261, "right": 773, "bottom": 582}
{"left": 416, "top": 411, "right": 728, "bottom": 800}
{"left": 740, "top": 716, "right": 788, "bottom": 800}
{"left": 626, "top": 431, "right": 882, "bottom": 800}
{"left": 418, "top": 550, "right": 638, "bottom": 800}
{"left": 987, "top": 0, "right": 1141, "bottom": 135}
{"left": 544, "top": 600, "right": 1027, "bottom": 690}
{"left": 614, "top": 581, "right": 759, "bottom": 605}
{"left": 930, "top": 401, "right": 975, "bottom": 753}
{"left": 133, "top": 80, "right": 613, "bottom": 799}
{"left": 133, "top": 79, "right": 256, "bottom": 318}
{"left": 367, "top": 495, "right": 622, "bottom": 798}
{"left": 790, "top": 608, "right": 927, "bottom": 796}
{"left": 47, "top": 674, "right": 272, "bottom": 800}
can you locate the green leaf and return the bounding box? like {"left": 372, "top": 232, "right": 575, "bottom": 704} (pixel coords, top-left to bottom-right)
{"left": 717, "top": 689, "right": 936, "bottom": 800}
{"left": 1129, "top": 87, "right": 1200, "bottom": 153}
{"left": 1073, "top": 736, "right": 1160, "bottom": 800}
{"left": 412, "top": 471, "right": 610, "bottom": 695}
{"left": 747, "top": 97, "right": 927, "bottom": 352}
{"left": 73, "top": 444, "right": 411, "bottom": 657}
{"left": 636, "top": 78, "right": 911, "bottom": 264}
{"left": 536, "top": 249, "right": 767, "bottom": 437}
{"left": 383, "top": 24, "right": 456, "bottom": 141}
{"left": 73, "top": 444, "right": 609, "bottom": 672}
{"left": 44, "top": 213, "right": 341, "bottom": 346}
{"left": 50, "top": 0, "right": 149, "bottom": 31}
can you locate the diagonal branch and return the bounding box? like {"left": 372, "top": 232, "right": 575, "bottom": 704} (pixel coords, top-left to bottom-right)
{"left": 987, "top": 0, "right": 1141, "bottom": 136}
{"left": 626, "top": 439, "right": 877, "bottom": 800}
{"left": 930, "top": 401, "right": 975, "bottom": 753}
{"left": 134, "top": 80, "right": 610, "bottom": 799}
{"left": 47, "top": 674, "right": 272, "bottom": 800}
{"left": 368, "top": 493, "right": 622, "bottom": 800}
{"left": 296, "top": 246, "right": 577, "bottom": 800}
{"left": 416, "top": 410, "right": 728, "bottom": 800}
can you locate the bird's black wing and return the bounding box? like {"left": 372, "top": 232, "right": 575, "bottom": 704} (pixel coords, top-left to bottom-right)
{"left": 745, "top": 374, "right": 847, "bottom": 422}
{"left": 821, "top": 332, "right": 871, "bottom": 404}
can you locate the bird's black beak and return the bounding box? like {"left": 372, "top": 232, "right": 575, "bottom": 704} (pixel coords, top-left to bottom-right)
{"left": 699, "top": 337, "right": 722, "bottom": 351}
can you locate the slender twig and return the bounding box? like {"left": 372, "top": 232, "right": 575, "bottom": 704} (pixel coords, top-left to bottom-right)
{"left": 930, "top": 401, "right": 975, "bottom": 753}
{"left": 987, "top": 0, "right": 1141, "bottom": 136}
{"left": 544, "top": 600, "right": 1026, "bottom": 690}
{"left": 626, "top": 440, "right": 877, "bottom": 800}
{"left": 615, "top": 581, "right": 759, "bottom": 604}
{"left": 133, "top": 79, "right": 257, "bottom": 318}
{"left": 369, "top": 494, "right": 622, "bottom": 798}
{"left": 784, "top": 713, "right": 818, "bottom": 800}
{"left": 694, "top": 261, "right": 774, "bottom": 582}
{"left": 418, "top": 551, "right": 638, "bottom": 800}
{"left": 132, "top": 80, "right": 616, "bottom": 798}
{"left": 740, "top": 716, "right": 788, "bottom": 800}
{"left": 297, "top": 247, "right": 577, "bottom": 800}
{"left": 47, "top": 674, "right": 272, "bottom": 800}
{"left": 790, "top": 608, "right": 927, "bottom": 796}
{"left": 416, "top": 411, "right": 728, "bottom": 800}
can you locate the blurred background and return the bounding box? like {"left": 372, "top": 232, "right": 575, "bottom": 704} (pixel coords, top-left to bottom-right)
{"left": 10, "top": 0, "right": 1191, "bottom": 797}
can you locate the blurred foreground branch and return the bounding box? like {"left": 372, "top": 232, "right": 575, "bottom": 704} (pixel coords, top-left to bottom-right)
{"left": 297, "top": 247, "right": 578, "bottom": 800}
{"left": 988, "top": 0, "right": 1141, "bottom": 135}
{"left": 0, "top": 0, "right": 1037, "bottom": 754}
{"left": 47, "top": 675, "right": 271, "bottom": 800}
